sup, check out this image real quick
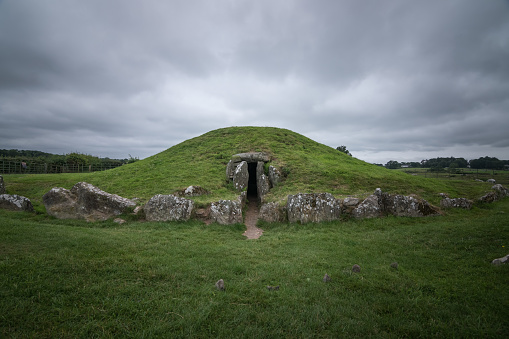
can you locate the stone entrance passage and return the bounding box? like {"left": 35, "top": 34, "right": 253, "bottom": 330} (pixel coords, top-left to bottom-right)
{"left": 226, "top": 152, "right": 271, "bottom": 202}
{"left": 226, "top": 152, "right": 271, "bottom": 239}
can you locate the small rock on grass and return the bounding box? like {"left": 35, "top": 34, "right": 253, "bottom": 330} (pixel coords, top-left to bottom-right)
{"left": 215, "top": 279, "right": 225, "bottom": 291}
{"left": 267, "top": 286, "right": 279, "bottom": 291}
{"left": 323, "top": 273, "right": 331, "bottom": 282}
{"left": 352, "top": 264, "right": 361, "bottom": 273}
{"left": 491, "top": 254, "right": 509, "bottom": 265}
{"left": 390, "top": 262, "right": 399, "bottom": 269}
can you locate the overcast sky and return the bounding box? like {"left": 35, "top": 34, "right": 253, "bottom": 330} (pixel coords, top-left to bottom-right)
{"left": 1, "top": 0, "right": 508, "bottom": 164}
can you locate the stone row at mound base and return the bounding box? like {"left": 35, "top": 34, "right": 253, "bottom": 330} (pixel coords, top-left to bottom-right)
{"left": 35, "top": 181, "right": 444, "bottom": 223}
{"left": 142, "top": 184, "right": 509, "bottom": 224}
{"left": 259, "top": 189, "right": 441, "bottom": 224}
{"left": 2, "top": 173, "right": 507, "bottom": 224}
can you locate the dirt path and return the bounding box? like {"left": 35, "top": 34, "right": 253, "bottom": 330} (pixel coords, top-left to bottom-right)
{"left": 243, "top": 198, "right": 264, "bottom": 239}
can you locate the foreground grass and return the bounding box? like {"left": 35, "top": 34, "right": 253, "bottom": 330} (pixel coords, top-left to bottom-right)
{"left": 1, "top": 200, "right": 508, "bottom": 338}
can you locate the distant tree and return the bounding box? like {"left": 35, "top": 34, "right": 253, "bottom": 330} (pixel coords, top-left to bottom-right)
{"left": 469, "top": 156, "right": 504, "bottom": 170}
{"left": 400, "top": 162, "right": 421, "bottom": 168}
{"left": 385, "top": 160, "right": 401, "bottom": 169}
{"left": 127, "top": 154, "right": 139, "bottom": 164}
{"left": 421, "top": 157, "right": 467, "bottom": 168}
{"left": 448, "top": 162, "right": 459, "bottom": 174}
{"left": 66, "top": 152, "right": 89, "bottom": 166}
{"left": 336, "top": 145, "right": 352, "bottom": 156}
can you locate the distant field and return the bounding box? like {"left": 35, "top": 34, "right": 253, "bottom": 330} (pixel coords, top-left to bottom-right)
{"left": 396, "top": 168, "right": 509, "bottom": 186}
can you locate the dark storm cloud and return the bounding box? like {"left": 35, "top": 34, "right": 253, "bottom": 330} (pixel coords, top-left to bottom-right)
{"left": 0, "top": 0, "right": 508, "bottom": 163}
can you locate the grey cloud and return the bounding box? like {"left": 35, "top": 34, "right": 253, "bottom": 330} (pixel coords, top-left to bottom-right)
{"left": 0, "top": 0, "right": 508, "bottom": 163}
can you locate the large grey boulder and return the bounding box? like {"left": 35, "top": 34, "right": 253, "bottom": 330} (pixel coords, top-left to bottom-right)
{"left": 0, "top": 175, "right": 5, "bottom": 194}
{"left": 352, "top": 194, "right": 381, "bottom": 219}
{"left": 0, "top": 194, "right": 34, "bottom": 212}
{"left": 43, "top": 187, "right": 79, "bottom": 219}
{"left": 43, "top": 182, "right": 136, "bottom": 221}
{"left": 233, "top": 161, "right": 249, "bottom": 192}
{"left": 342, "top": 197, "right": 360, "bottom": 214}
{"left": 72, "top": 182, "right": 136, "bottom": 219}
{"left": 492, "top": 254, "right": 509, "bottom": 265}
{"left": 479, "top": 184, "right": 509, "bottom": 203}
{"left": 382, "top": 193, "right": 439, "bottom": 217}
{"left": 287, "top": 193, "right": 341, "bottom": 223}
{"left": 259, "top": 202, "right": 286, "bottom": 223}
{"left": 479, "top": 192, "right": 497, "bottom": 203}
{"left": 144, "top": 194, "right": 194, "bottom": 221}
{"left": 210, "top": 198, "right": 243, "bottom": 224}
{"left": 440, "top": 198, "right": 473, "bottom": 209}
{"left": 353, "top": 189, "right": 439, "bottom": 218}
{"left": 492, "top": 184, "right": 509, "bottom": 198}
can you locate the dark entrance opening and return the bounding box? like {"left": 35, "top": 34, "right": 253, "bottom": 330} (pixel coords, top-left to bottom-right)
{"left": 247, "top": 162, "right": 258, "bottom": 199}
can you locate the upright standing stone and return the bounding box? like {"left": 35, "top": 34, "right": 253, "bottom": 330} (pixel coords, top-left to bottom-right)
{"left": 233, "top": 161, "right": 249, "bottom": 192}
{"left": 268, "top": 166, "right": 282, "bottom": 187}
{"left": 256, "top": 162, "right": 270, "bottom": 202}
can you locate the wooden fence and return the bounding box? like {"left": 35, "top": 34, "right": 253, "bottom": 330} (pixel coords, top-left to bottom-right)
{"left": 0, "top": 161, "right": 122, "bottom": 174}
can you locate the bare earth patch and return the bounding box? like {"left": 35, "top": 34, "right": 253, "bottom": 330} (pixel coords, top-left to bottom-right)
{"left": 243, "top": 198, "right": 264, "bottom": 239}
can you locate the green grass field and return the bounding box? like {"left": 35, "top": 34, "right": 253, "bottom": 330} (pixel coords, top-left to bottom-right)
{"left": 1, "top": 201, "right": 508, "bottom": 337}
{"left": 1, "top": 127, "right": 508, "bottom": 337}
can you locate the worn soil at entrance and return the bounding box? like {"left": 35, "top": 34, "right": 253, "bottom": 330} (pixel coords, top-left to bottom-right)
{"left": 243, "top": 197, "right": 263, "bottom": 239}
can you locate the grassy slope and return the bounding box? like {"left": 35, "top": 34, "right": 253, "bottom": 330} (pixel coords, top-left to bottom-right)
{"left": 1, "top": 200, "right": 508, "bottom": 337}
{"left": 3, "top": 127, "right": 495, "bottom": 210}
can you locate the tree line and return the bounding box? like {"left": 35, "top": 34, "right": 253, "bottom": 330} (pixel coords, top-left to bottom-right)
{"left": 382, "top": 156, "right": 509, "bottom": 170}
{"left": 0, "top": 149, "right": 139, "bottom": 170}
{"left": 334, "top": 146, "right": 508, "bottom": 171}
